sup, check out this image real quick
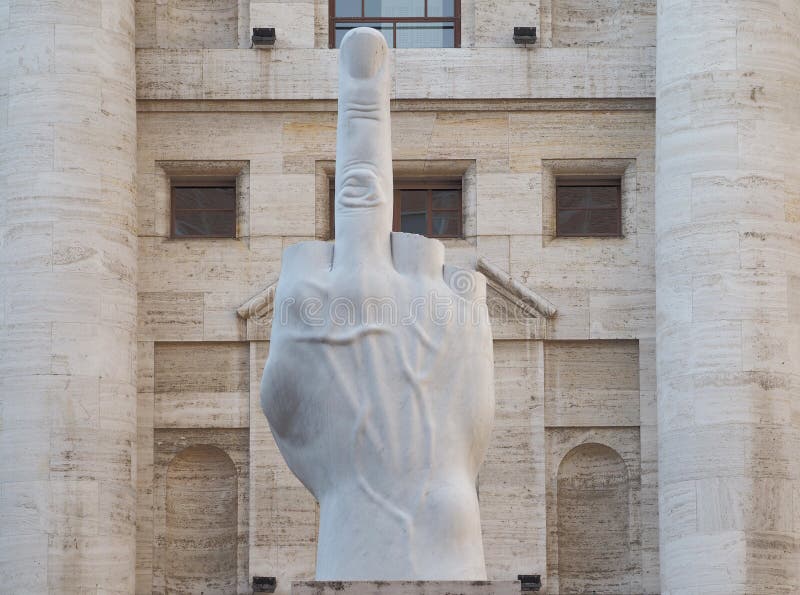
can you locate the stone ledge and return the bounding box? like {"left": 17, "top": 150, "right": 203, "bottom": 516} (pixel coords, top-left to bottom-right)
{"left": 136, "top": 47, "right": 655, "bottom": 101}
{"left": 291, "top": 581, "right": 521, "bottom": 595}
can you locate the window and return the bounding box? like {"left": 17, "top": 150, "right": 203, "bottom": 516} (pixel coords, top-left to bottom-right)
{"left": 555, "top": 177, "right": 621, "bottom": 237}
{"left": 394, "top": 180, "right": 462, "bottom": 237}
{"left": 171, "top": 179, "right": 237, "bottom": 238}
{"left": 329, "top": 178, "right": 462, "bottom": 239}
{"left": 330, "top": 0, "right": 460, "bottom": 48}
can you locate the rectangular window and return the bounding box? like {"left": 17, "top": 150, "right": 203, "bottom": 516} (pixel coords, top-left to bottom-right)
{"left": 555, "top": 177, "right": 621, "bottom": 237}
{"left": 330, "top": 0, "right": 460, "bottom": 48}
{"left": 171, "top": 179, "right": 237, "bottom": 238}
{"left": 329, "top": 178, "right": 462, "bottom": 239}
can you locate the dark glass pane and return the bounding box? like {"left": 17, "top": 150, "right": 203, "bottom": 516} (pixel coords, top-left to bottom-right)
{"left": 431, "top": 189, "right": 460, "bottom": 210}
{"left": 400, "top": 189, "right": 428, "bottom": 234}
{"left": 396, "top": 21, "right": 453, "bottom": 48}
{"left": 400, "top": 189, "right": 428, "bottom": 213}
{"left": 365, "top": 0, "right": 424, "bottom": 17}
{"left": 557, "top": 186, "right": 589, "bottom": 209}
{"left": 335, "top": 22, "right": 394, "bottom": 47}
{"left": 589, "top": 209, "right": 621, "bottom": 235}
{"left": 557, "top": 210, "right": 590, "bottom": 236}
{"left": 586, "top": 185, "right": 619, "bottom": 209}
{"left": 174, "top": 211, "right": 236, "bottom": 237}
{"left": 427, "top": 0, "right": 454, "bottom": 17}
{"left": 174, "top": 186, "right": 235, "bottom": 210}
{"left": 335, "top": 0, "right": 362, "bottom": 16}
{"left": 431, "top": 211, "right": 459, "bottom": 236}
{"left": 401, "top": 213, "right": 427, "bottom": 235}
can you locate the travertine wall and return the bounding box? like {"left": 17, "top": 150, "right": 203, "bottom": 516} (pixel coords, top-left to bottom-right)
{"left": 557, "top": 443, "right": 630, "bottom": 593}
{"left": 544, "top": 342, "right": 644, "bottom": 593}
{"left": 136, "top": 0, "right": 249, "bottom": 49}
{"left": 166, "top": 445, "right": 238, "bottom": 595}
{"left": 545, "top": 0, "right": 655, "bottom": 48}
{"left": 0, "top": 0, "right": 138, "bottom": 592}
{"left": 135, "top": 0, "right": 550, "bottom": 50}
{"left": 150, "top": 428, "right": 250, "bottom": 594}
{"left": 135, "top": 95, "right": 657, "bottom": 592}
{"left": 138, "top": 341, "right": 252, "bottom": 592}
{"left": 656, "top": 1, "right": 800, "bottom": 592}
{"left": 0, "top": 0, "right": 658, "bottom": 591}
{"left": 12, "top": 0, "right": 800, "bottom": 592}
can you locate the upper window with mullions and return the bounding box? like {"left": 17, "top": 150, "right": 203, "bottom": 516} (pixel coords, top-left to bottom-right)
{"left": 330, "top": 0, "right": 460, "bottom": 48}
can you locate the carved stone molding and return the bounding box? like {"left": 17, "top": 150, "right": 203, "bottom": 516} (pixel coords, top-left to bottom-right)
{"left": 237, "top": 256, "right": 556, "bottom": 341}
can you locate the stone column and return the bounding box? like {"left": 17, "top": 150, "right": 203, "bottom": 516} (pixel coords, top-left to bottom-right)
{"left": 0, "top": 1, "right": 138, "bottom": 592}
{"left": 656, "top": 1, "right": 800, "bottom": 593}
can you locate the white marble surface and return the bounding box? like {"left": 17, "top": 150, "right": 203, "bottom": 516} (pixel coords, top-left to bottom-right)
{"left": 260, "top": 28, "right": 495, "bottom": 580}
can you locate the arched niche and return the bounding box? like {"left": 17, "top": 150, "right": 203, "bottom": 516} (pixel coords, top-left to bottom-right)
{"left": 167, "top": 0, "right": 239, "bottom": 48}
{"left": 557, "top": 442, "right": 630, "bottom": 594}
{"left": 166, "top": 445, "right": 238, "bottom": 595}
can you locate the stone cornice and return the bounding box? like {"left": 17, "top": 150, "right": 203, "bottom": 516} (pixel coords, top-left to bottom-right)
{"left": 476, "top": 256, "right": 557, "bottom": 319}
{"left": 237, "top": 256, "right": 556, "bottom": 323}
{"left": 136, "top": 47, "right": 655, "bottom": 102}
{"left": 137, "top": 98, "right": 655, "bottom": 113}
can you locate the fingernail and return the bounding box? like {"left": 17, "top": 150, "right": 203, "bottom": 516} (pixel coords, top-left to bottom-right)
{"left": 341, "top": 27, "right": 388, "bottom": 80}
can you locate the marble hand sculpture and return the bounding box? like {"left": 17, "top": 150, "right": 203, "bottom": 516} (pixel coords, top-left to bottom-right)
{"left": 260, "top": 27, "right": 495, "bottom": 580}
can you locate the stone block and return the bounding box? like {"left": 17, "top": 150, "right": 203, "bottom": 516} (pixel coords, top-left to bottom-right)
{"left": 0, "top": 533, "right": 48, "bottom": 593}
{"left": 544, "top": 340, "right": 640, "bottom": 427}
{"left": 159, "top": 0, "right": 238, "bottom": 49}
{"left": 551, "top": 0, "right": 655, "bottom": 48}
{"left": 0, "top": 24, "right": 55, "bottom": 78}
{"left": 250, "top": 1, "right": 315, "bottom": 49}
{"left": 657, "top": 320, "right": 742, "bottom": 378}
{"left": 9, "top": 72, "right": 101, "bottom": 125}
{"left": 135, "top": 50, "right": 204, "bottom": 99}
{"left": 250, "top": 174, "right": 316, "bottom": 237}
{"left": 134, "top": 0, "right": 155, "bottom": 48}
{"left": 476, "top": 173, "right": 540, "bottom": 236}
{"left": 51, "top": 322, "right": 135, "bottom": 381}
{"left": 135, "top": 47, "right": 655, "bottom": 101}
{"left": 137, "top": 291, "right": 204, "bottom": 341}
{"left": 428, "top": 112, "right": 508, "bottom": 161}
{"left": 390, "top": 112, "right": 436, "bottom": 159}
{"left": 589, "top": 289, "right": 654, "bottom": 339}
{"left": 0, "top": 222, "right": 52, "bottom": 273}
{"left": 692, "top": 271, "right": 788, "bottom": 322}
{"left": 154, "top": 341, "right": 248, "bottom": 392}
{"left": 0, "top": 123, "right": 54, "bottom": 177}
{"left": 696, "top": 477, "right": 795, "bottom": 533}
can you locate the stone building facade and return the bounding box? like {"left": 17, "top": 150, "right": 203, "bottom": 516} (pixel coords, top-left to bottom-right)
{"left": 1, "top": 1, "right": 798, "bottom": 594}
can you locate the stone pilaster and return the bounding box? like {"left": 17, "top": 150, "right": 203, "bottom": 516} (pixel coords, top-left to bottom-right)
{"left": 0, "top": 1, "right": 138, "bottom": 592}
{"left": 656, "top": 1, "right": 800, "bottom": 592}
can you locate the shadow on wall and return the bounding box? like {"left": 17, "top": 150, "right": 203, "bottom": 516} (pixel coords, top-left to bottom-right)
{"left": 557, "top": 443, "right": 630, "bottom": 594}
{"left": 166, "top": 445, "right": 238, "bottom": 595}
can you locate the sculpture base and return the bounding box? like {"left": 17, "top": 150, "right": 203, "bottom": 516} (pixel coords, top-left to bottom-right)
{"left": 292, "top": 581, "right": 521, "bottom": 594}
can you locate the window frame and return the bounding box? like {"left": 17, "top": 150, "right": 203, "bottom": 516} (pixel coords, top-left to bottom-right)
{"left": 328, "top": 0, "right": 461, "bottom": 49}
{"left": 328, "top": 177, "right": 463, "bottom": 239}
{"left": 394, "top": 178, "right": 462, "bottom": 238}
{"left": 555, "top": 176, "right": 622, "bottom": 238}
{"left": 170, "top": 177, "right": 238, "bottom": 239}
